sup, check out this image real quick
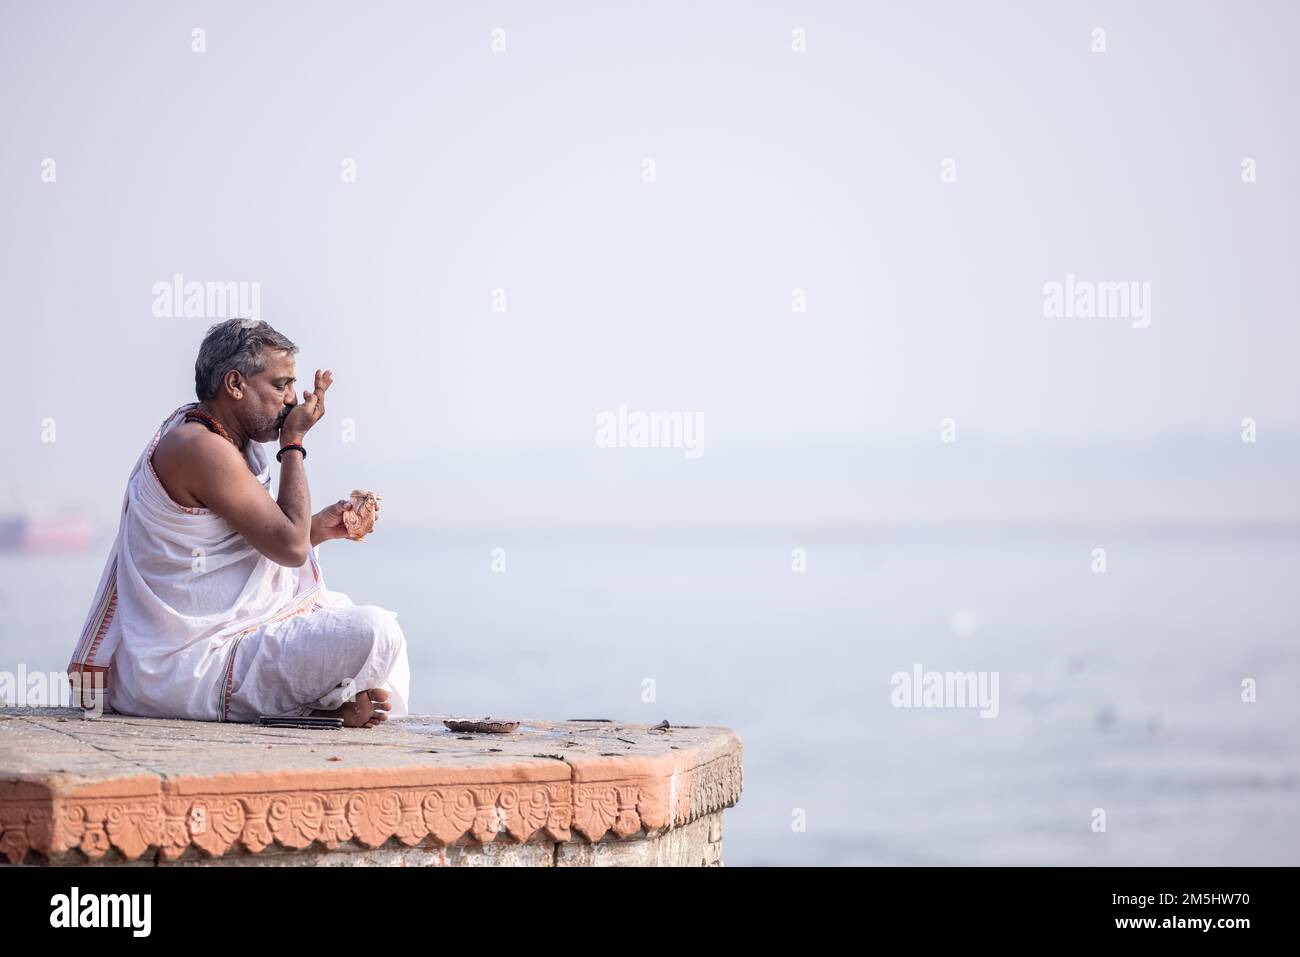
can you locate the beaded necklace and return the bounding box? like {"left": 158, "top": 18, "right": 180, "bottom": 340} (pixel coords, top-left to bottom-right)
{"left": 183, "top": 407, "right": 241, "bottom": 450}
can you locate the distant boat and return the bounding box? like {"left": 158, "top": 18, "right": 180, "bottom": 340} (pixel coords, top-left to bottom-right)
{"left": 0, "top": 517, "right": 93, "bottom": 552}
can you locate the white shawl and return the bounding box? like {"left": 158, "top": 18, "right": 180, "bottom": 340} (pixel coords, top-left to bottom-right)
{"left": 68, "top": 402, "right": 323, "bottom": 718}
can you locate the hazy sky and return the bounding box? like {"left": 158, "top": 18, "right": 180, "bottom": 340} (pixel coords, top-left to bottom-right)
{"left": 2, "top": 1, "right": 1297, "bottom": 527}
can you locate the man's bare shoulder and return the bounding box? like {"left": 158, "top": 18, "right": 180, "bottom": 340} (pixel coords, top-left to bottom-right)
{"left": 151, "top": 422, "right": 243, "bottom": 508}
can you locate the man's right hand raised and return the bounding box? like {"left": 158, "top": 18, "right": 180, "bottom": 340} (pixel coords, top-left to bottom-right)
{"left": 280, "top": 368, "right": 333, "bottom": 443}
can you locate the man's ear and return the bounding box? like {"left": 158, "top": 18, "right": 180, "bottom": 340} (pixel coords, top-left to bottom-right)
{"left": 221, "top": 369, "right": 245, "bottom": 400}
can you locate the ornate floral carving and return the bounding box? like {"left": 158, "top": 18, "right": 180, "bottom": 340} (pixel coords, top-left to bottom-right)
{"left": 346, "top": 790, "right": 403, "bottom": 848}
{"left": 189, "top": 797, "right": 246, "bottom": 857}
{"left": 58, "top": 799, "right": 164, "bottom": 861}
{"left": 573, "top": 782, "right": 663, "bottom": 842}
{"left": 690, "top": 752, "right": 744, "bottom": 820}
{"left": 239, "top": 795, "right": 274, "bottom": 853}
{"left": 0, "top": 804, "right": 52, "bottom": 865}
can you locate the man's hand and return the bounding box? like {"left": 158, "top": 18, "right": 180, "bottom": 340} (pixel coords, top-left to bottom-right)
{"left": 281, "top": 369, "right": 333, "bottom": 443}
{"left": 311, "top": 495, "right": 381, "bottom": 546}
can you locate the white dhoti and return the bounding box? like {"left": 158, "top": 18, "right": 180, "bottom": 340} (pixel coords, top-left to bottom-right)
{"left": 220, "top": 588, "right": 411, "bottom": 722}
{"left": 68, "top": 402, "right": 411, "bottom": 723}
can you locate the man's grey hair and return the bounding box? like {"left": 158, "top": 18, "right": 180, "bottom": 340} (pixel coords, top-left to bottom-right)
{"left": 194, "top": 318, "right": 298, "bottom": 401}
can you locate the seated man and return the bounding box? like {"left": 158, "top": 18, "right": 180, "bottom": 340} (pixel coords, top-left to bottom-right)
{"left": 67, "top": 318, "right": 410, "bottom": 728}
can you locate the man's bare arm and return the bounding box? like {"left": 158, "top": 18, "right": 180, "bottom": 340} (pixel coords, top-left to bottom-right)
{"left": 270, "top": 442, "right": 312, "bottom": 559}
{"left": 186, "top": 435, "right": 312, "bottom": 567}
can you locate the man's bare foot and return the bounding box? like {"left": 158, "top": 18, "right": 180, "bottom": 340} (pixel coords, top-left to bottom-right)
{"left": 311, "top": 688, "right": 392, "bottom": 728}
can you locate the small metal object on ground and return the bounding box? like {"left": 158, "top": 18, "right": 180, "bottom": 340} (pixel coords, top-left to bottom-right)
{"left": 257, "top": 715, "right": 344, "bottom": 730}
{"left": 442, "top": 716, "right": 520, "bottom": 734}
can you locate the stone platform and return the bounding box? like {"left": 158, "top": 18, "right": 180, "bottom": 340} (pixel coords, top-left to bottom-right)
{"left": 0, "top": 708, "right": 742, "bottom": 866}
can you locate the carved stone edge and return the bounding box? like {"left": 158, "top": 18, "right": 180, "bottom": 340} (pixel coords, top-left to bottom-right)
{"left": 0, "top": 745, "right": 744, "bottom": 864}
{"left": 568, "top": 746, "right": 744, "bottom": 842}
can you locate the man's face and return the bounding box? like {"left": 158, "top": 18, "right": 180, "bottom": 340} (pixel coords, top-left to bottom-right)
{"left": 240, "top": 350, "right": 298, "bottom": 443}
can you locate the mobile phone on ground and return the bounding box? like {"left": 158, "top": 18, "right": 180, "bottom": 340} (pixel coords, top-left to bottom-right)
{"left": 257, "top": 715, "right": 344, "bottom": 729}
